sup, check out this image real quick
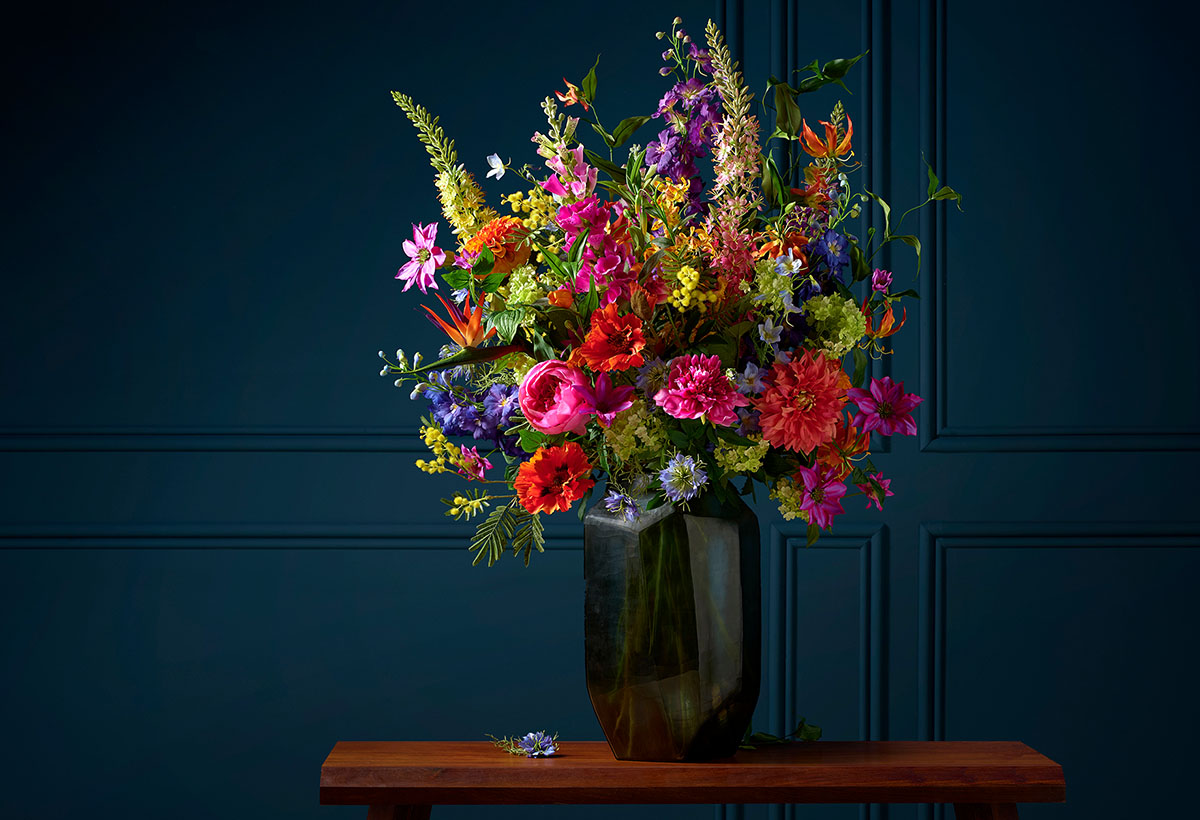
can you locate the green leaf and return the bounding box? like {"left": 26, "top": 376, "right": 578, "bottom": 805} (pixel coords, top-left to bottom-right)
{"left": 518, "top": 427, "right": 548, "bottom": 454}
{"left": 590, "top": 122, "right": 616, "bottom": 148}
{"left": 490, "top": 309, "right": 523, "bottom": 343}
{"left": 851, "top": 347, "right": 868, "bottom": 389}
{"left": 470, "top": 503, "right": 518, "bottom": 567}
{"left": 532, "top": 241, "right": 572, "bottom": 283}
{"left": 403, "top": 343, "right": 525, "bottom": 376}
{"left": 864, "top": 190, "right": 891, "bottom": 239}
{"left": 667, "top": 429, "right": 691, "bottom": 450}
{"left": 511, "top": 509, "right": 545, "bottom": 567}
{"left": 889, "top": 288, "right": 919, "bottom": 300}
{"left": 821, "top": 52, "right": 866, "bottom": 80}
{"left": 441, "top": 268, "right": 472, "bottom": 290}
{"left": 764, "top": 152, "right": 788, "bottom": 210}
{"left": 584, "top": 149, "right": 626, "bottom": 184}
{"left": 479, "top": 266, "right": 507, "bottom": 294}
{"left": 611, "top": 115, "right": 652, "bottom": 147}
{"left": 645, "top": 493, "right": 667, "bottom": 511}
{"left": 581, "top": 55, "right": 600, "bottom": 103}
{"left": 794, "top": 718, "right": 823, "bottom": 742}
{"left": 774, "top": 84, "right": 804, "bottom": 136}
{"left": 472, "top": 247, "right": 495, "bottom": 279}
{"left": 806, "top": 523, "right": 821, "bottom": 546}
{"left": 931, "top": 185, "right": 964, "bottom": 211}
{"left": 925, "top": 156, "right": 939, "bottom": 199}
{"left": 849, "top": 242, "right": 871, "bottom": 283}
{"left": 892, "top": 234, "right": 922, "bottom": 274}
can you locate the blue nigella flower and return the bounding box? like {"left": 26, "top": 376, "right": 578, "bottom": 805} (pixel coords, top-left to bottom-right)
{"left": 604, "top": 489, "right": 641, "bottom": 522}
{"left": 658, "top": 454, "right": 709, "bottom": 503}
{"left": 518, "top": 731, "right": 558, "bottom": 758}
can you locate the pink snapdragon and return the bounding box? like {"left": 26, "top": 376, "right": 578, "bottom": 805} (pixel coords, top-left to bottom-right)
{"left": 541, "top": 144, "right": 598, "bottom": 199}
{"left": 653, "top": 354, "right": 750, "bottom": 427}
{"left": 518, "top": 360, "right": 590, "bottom": 435}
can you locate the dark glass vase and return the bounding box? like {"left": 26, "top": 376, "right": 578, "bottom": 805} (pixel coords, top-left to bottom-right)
{"left": 583, "top": 492, "right": 761, "bottom": 761}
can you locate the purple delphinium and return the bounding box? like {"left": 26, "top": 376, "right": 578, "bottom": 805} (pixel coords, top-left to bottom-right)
{"left": 518, "top": 731, "right": 558, "bottom": 758}
{"left": 812, "top": 229, "right": 850, "bottom": 277}
{"left": 645, "top": 71, "right": 723, "bottom": 218}
{"left": 658, "top": 453, "right": 708, "bottom": 503}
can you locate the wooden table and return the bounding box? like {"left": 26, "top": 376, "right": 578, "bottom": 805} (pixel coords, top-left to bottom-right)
{"left": 320, "top": 741, "right": 1065, "bottom": 819}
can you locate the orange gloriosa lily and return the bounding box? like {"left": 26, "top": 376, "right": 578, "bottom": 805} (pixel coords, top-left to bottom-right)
{"left": 861, "top": 296, "right": 907, "bottom": 339}
{"left": 554, "top": 79, "right": 590, "bottom": 112}
{"left": 422, "top": 292, "right": 496, "bottom": 349}
{"left": 800, "top": 116, "right": 853, "bottom": 159}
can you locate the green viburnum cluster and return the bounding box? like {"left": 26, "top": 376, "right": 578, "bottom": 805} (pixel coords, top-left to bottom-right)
{"left": 769, "top": 475, "right": 809, "bottom": 522}
{"left": 603, "top": 400, "right": 667, "bottom": 462}
{"left": 802, "top": 294, "right": 866, "bottom": 357}
{"left": 714, "top": 437, "right": 771, "bottom": 475}
{"left": 751, "top": 257, "right": 793, "bottom": 315}
{"left": 505, "top": 264, "right": 545, "bottom": 307}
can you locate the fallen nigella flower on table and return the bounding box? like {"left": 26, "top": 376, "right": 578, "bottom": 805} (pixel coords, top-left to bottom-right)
{"left": 486, "top": 731, "right": 559, "bottom": 757}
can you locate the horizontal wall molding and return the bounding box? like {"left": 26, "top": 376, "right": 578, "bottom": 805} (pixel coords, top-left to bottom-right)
{"left": 915, "top": 0, "right": 1200, "bottom": 453}
{"left": 916, "top": 521, "right": 1200, "bottom": 820}
{"left": 0, "top": 522, "right": 584, "bottom": 550}
{"left": 0, "top": 427, "right": 426, "bottom": 453}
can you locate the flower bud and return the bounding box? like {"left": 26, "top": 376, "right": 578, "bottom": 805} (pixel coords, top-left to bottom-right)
{"left": 394, "top": 379, "right": 403, "bottom": 387}
{"left": 673, "top": 16, "right": 682, "bottom": 24}
{"left": 655, "top": 31, "right": 665, "bottom": 39}
{"left": 377, "top": 350, "right": 385, "bottom": 358}
{"left": 380, "top": 367, "right": 389, "bottom": 377}
{"left": 630, "top": 288, "right": 653, "bottom": 322}
{"left": 659, "top": 67, "right": 672, "bottom": 76}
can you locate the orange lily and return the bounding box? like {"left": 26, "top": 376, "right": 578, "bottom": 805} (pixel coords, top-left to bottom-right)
{"left": 800, "top": 116, "right": 853, "bottom": 159}
{"left": 422, "top": 292, "right": 496, "bottom": 349}
{"left": 554, "top": 79, "right": 590, "bottom": 112}
{"left": 861, "top": 295, "right": 906, "bottom": 339}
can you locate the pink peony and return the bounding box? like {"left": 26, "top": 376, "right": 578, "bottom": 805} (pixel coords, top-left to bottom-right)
{"left": 518, "top": 360, "right": 590, "bottom": 435}
{"left": 653, "top": 354, "right": 750, "bottom": 427}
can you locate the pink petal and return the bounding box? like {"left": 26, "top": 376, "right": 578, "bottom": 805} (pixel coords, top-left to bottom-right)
{"left": 402, "top": 239, "right": 419, "bottom": 258}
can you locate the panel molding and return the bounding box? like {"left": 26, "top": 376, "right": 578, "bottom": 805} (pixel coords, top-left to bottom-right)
{"left": 915, "top": 0, "right": 1200, "bottom": 452}
{"left": 916, "top": 521, "right": 1200, "bottom": 820}
{"left": 0, "top": 427, "right": 425, "bottom": 453}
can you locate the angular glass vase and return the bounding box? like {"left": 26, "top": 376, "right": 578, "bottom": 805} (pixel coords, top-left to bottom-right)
{"left": 583, "top": 492, "right": 761, "bottom": 761}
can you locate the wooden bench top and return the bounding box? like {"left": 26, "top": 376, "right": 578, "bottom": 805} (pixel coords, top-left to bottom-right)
{"left": 319, "top": 741, "right": 1065, "bottom": 806}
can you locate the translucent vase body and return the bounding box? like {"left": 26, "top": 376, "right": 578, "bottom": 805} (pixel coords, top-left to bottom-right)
{"left": 583, "top": 493, "right": 761, "bottom": 761}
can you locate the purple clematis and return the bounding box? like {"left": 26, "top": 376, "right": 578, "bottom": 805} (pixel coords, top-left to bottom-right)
{"left": 396, "top": 222, "right": 445, "bottom": 294}
{"left": 847, "top": 376, "right": 923, "bottom": 436}
{"left": 572, "top": 372, "right": 636, "bottom": 428}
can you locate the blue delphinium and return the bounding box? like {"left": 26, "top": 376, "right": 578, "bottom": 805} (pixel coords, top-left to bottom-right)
{"left": 813, "top": 229, "right": 850, "bottom": 277}
{"left": 658, "top": 454, "right": 709, "bottom": 503}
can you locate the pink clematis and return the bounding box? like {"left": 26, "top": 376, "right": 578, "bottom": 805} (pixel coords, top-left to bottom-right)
{"left": 854, "top": 472, "right": 894, "bottom": 511}
{"left": 847, "top": 376, "right": 922, "bottom": 436}
{"left": 796, "top": 464, "right": 847, "bottom": 530}
{"left": 572, "top": 372, "right": 636, "bottom": 428}
{"left": 396, "top": 222, "right": 445, "bottom": 293}
{"left": 458, "top": 445, "right": 493, "bottom": 481}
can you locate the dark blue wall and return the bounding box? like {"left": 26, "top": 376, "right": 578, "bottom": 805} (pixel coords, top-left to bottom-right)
{"left": 2, "top": 1, "right": 1196, "bottom": 819}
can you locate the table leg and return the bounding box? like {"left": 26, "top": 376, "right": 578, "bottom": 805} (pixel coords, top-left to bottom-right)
{"left": 953, "top": 805, "right": 1018, "bottom": 820}
{"left": 365, "top": 806, "right": 432, "bottom": 820}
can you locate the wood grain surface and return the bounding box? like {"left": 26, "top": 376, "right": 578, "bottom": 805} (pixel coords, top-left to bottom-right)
{"left": 319, "top": 741, "right": 1065, "bottom": 806}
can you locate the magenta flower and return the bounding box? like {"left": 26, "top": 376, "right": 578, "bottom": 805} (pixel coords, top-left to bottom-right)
{"left": 854, "top": 472, "right": 894, "bottom": 511}
{"left": 797, "top": 464, "right": 847, "bottom": 530}
{"left": 572, "top": 372, "right": 636, "bottom": 428}
{"left": 654, "top": 354, "right": 750, "bottom": 427}
{"left": 396, "top": 223, "right": 445, "bottom": 294}
{"left": 871, "top": 268, "right": 893, "bottom": 292}
{"left": 847, "top": 376, "right": 922, "bottom": 436}
{"left": 458, "top": 445, "right": 493, "bottom": 481}
{"left": 517, "top": 360, "right": 590, "bottom": 435}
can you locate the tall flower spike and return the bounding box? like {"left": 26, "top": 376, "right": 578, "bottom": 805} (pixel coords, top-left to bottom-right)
{"left": 421, "top": 292, "right": 496, "bottom": 348}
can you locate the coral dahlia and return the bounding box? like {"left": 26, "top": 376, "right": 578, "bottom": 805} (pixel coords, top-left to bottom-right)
{"left": 754, "top": 350, "right": 847, "bottom": 454}
{"left": 514, "top": 442, "right": 595, "bottom": 515}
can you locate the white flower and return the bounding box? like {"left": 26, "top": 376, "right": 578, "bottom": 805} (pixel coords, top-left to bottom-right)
{"left": 485, "top": 153, "right": 505, "bottom": 180}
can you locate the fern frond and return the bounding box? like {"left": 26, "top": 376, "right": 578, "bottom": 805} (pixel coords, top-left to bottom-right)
{"left": 510, "top": 509, "right": 545, "bottom": 567}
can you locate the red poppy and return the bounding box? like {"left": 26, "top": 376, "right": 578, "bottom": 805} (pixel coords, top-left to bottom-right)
{"left": 576, "top": 302, "right": 646, "bottom": 372}
{"left": 514, "top": 443, "right": 595, "bottom": 514}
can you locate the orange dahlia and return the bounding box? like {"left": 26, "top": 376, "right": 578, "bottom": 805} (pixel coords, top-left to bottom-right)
{"left": 816, "top": 412, "right": 870, "bottom": 479}
{"left": 464, "top": 216, "right": 531, "bottom": 276}
{"left": 754, "top": 350, "right": 848, "bottom": 455}
{"left": 514, "top": 442, "right": 596, "bottom": 515}
{"left": 575, "top": 302, "right": 646, "bottom": 372}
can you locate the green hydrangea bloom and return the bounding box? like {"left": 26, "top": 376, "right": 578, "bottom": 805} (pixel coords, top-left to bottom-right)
{"left": 714, "top": 437, "right": 771, "bottom": 476}
{"left": 603, "top": 400, "right": 666, "bottom": 463}
{"left": 751, "top": 257, "right": 791, "bottom": 315}
{"left": 769, "top": 475, "right": 810, "bottom": 522}
{"left": 803, "top": 294, "right": 866, "bottom": 358}
{"left": 506, "top": 264, "right": 544, "bottom": 306}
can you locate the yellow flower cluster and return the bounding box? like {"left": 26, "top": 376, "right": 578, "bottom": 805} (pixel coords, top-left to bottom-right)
{"left": 435, "top": 167, "right": 497, "bottom": 239}
{"left": 648, "top": 176, "right": 691, "bottom": 233}
{"left": 668, "top": 265, "right": 726, "bottom": 313}
{"left": 769, "top": 475, "right": 811, "bottom": 523}
{"left": 714, "top": 437, "right": 771, "bottom": 475}
{"left": 505, "top": 189, "right": 561, "bottom": 264}
{"left": 603, "top": 400, "right": 666, "bottom": 463}
{"left": 416, "top": 425, "right": 461, "bottom": 474}
{"left": 445, "top": 492, "right": 489, "bottom": 520}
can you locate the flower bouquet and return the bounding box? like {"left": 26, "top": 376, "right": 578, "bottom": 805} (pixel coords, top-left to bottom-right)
{"left": 379, "top": 17, "right": 959, "bottom": 566}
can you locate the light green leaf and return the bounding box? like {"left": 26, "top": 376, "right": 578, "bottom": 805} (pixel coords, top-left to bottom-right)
{"left": 611, "top": 115, "right": 652, "bottom": 147}
{"left": 581, "top": 55, "right": 600, "bottom": 103}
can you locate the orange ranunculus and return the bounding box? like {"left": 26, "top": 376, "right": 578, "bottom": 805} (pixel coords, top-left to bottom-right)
{"left": 421, "top": 292, "right": 495, "bottom": 349}
{"left": 800, "top": 116, "right": 853, "bottom": 159}
{"left": 576, "top": 302, "right": 646, "bottom": 372}
{"left": 514, "top": 442, "right": 595, "bottom": 514}
{"left": 464, "top": 216, "right": 531, "bottom": 276}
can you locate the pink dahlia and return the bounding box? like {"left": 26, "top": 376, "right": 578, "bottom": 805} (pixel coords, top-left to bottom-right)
{"left": 847, "top": 376, "right": 922, "bottom": 436}
{"left": 653, "top": 354, "right": 750, "bottom": 427}
{"left": 796, "top": 464, "right": 847, "bottom": 530}
{"left": 753, "top": 350, "right": 847, "bottom": 454}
